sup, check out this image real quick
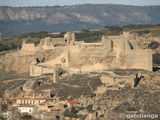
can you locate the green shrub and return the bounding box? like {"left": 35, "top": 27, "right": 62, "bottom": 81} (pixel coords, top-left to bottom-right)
{"left": 148, "top": 41, "right": 159, "bottom": 49}
{"left": 20, "top": 31, "right": 49, "bottom": 38}
{"left": 123, "top": 24, "right": 153, "bottom": 30}
{"left": 153, "top": 53, "right": 160, "bottom": 65}
{"left": 86, "top": 104, "right": 93, "bottom": 113}
{"left": 137, "top": 30, "right": 151, "bottom": 35}
{"left": 76, "top": 31, "right": 102, "bottom": 43}
{"left": 0, "top": 43, "right": 10, "bottom": 51}
{"left": 143, "top": 30, "right": 151, "bottom": 34}
{"left": 64, "top": 107, "right": 79, "bottom": 118}
{"left": 82, "top": 29, "right": 90, "bottom": 32}
{"left": 0, "top": 117, "right": 6, "bottom": 120}
{"left": 21, "top": 115, "right": 32, "bottom": 119}
{"left": 64, "top": 112, "right": 76, "bottom": 118}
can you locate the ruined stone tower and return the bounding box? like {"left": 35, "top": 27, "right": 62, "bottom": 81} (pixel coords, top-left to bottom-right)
{"left": 64, "top": 32, "right": 75, "bottom": 45}
{"left": 53, "top": 68, "right": 59, "bottom": 83}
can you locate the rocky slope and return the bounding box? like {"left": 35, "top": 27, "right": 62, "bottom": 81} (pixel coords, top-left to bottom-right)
{"left": 0, "top": 4, "right": 160, "bottom": 37}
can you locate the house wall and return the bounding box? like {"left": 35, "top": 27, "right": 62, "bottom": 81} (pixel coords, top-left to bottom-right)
{"left": 16, "top": 99, "right": 46, "bottom": 105}
{"left": 18, "top": 107, "right": 34, "bottom": 114}
{"left": 30, "top": 65, "right": 54, "bottom": 76}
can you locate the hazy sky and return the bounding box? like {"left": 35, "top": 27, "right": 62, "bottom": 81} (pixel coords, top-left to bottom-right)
{"left": 0, "top": 0, "right": 160, "bottom": 7}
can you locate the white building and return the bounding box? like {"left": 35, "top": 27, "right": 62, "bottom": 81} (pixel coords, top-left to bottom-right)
{"left": 18, "top": 105, "right": 36, "bottom": 114}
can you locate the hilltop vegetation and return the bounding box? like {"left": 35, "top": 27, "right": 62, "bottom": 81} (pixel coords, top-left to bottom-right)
{"left": 1, "top": 24, "right": 160, "bottom": 51}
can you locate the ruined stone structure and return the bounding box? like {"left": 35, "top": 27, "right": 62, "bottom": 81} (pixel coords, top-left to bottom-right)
{"left": 40, "top": 37, "right": 65, "bottom": 50}
{"left": 29, "top": 32, "right": 153, "bottom": 76}
{"left": 4, "top": 37, "right": 65, "bottom": 73}
{"left": 20, "top": 39, "right": 40, "bottom": 55}
{"left": 53, "top": 69, "right": 59, "bottom": 83}
{"left": 64, "top": 32, "right": 75, "bottom": 45}
{"left": 2, "top": 31, "right": 152, "bottom": 76}
{"left": 101, "top": 32, "right": 152, "bottom": 71}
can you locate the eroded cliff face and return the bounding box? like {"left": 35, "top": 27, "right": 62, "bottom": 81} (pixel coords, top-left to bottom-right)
{"left": 0, "top": 7, "right": 46, "bottom": 21}
{"left": 1, "top": 5, "right": 160, "bottom": 37}
{"left": 0, "top": 6, "right": 99, "bottom": 24}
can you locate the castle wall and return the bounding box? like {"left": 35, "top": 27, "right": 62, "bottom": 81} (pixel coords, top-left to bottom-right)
{"left": 121, "top": 49, "right": 153, "bottom": 71}
{"left": 80, "top": 63, "right": 108, "bottom": 72}
{"left": 4, "top": 51, "right": 56, "bottom": 73}
{"left": 29, "top": 48, "right": 69, "bottom": 76}
{"left": 20, "top": 42, "right": 37, "bottom": 55}
{"left": 112, "top": 39, "right": 125, "bottom": 56}
{"left": 124, "top": 39, "right": 132, "bottom": 53}
{"left": 21, "top": 43, "right": 35, "bottom": 50}
{"left": 102, "top": 35, "right": 133, "bottom": 54}
{"left": 41, "top": 49, "right": 69, "bottom": 67}
{"left": 30, "top": 65, "right": 42, "bottom": 76}
{"left": 67, "top": 46, "right": 117, "bottom": 72}
{"left": 4, "top": 53, "right": 35, "bottom": 73}
{"left": 101, "top": 75, "right": 134, "bottom": 87}
{"left": 30, "top": 65, "right": 54, "bottom": 76}
{"left": 102, "top": 36, "right": 112, "bottom": 51}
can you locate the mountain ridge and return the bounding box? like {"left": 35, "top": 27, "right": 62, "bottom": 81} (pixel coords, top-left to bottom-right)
{"left": 0, "top": 4, "right": 160, "bottom": 37}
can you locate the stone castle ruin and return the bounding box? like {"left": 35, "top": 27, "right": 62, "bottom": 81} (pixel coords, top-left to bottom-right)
{"left": 20, "top": 37, "right": 65, "bottom": 54}
{"left": 29, "top": 32, "right": 152, "bottom": 76}
{"left": 3, "top": 31, "right": 152, "bottom": 76}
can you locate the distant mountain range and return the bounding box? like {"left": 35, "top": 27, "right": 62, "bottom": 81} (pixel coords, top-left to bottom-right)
{"left": 0, "top": 4, "right": 160, "bottom": 37}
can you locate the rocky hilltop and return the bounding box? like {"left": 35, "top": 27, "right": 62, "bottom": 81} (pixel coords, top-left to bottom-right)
{"left": 0, "top": 4, "right": 160, "bottom": 37}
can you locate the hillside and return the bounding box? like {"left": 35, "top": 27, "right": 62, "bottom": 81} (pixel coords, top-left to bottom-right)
{"left": 0, "top": 4, "right": 160, "bottom": 37}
